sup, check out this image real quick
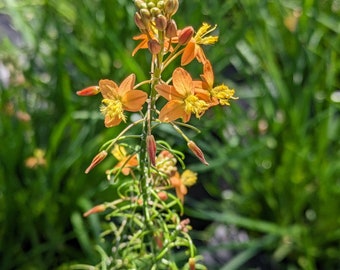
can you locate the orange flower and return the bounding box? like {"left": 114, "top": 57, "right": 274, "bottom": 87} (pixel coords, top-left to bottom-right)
{"left": 155, "top": 67, "right": 209, "bottom": 122}
{"left": 181, "top": 23, "right": 218, "bottom": 66}
{"left": 99, "top": 74, "right": 147, "bottom": 127}
{"left": 195, "top": 60, "right": 238, "bottom": 106}
{"left": 170, "top": 170, "right": 197, "bottom": 203}
{"left": 111, "top": 145, "right": 138, "bottom": 176}
{"left": 132, "top": 33, "right": 149, "bottom": 56}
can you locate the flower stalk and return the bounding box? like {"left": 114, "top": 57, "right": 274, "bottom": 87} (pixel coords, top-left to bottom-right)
{"left": 75, "top": 0, "right": 237, "bottom": 268}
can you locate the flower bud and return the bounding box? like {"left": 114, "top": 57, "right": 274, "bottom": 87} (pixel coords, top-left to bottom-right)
{"left": 154, "top": 232, "right": 163, "bottom": 249}
{"left": 147, "top": 134, "right": 157, "bottom": 165}
{"left": 157, "top": 191, "right": 168, "bottom": 201}
{"left": 147, "top": 1, "right": 156, "bottom": 9}
{"left": 187, "top": 140, "right": 208, "bottom": 165}
{"left": 85, "top": 150, "right": 108, "bottom": 174}
{"left": 178, "top": 26, "right": 194, "bottom": 45}
{"left": 155, "top": 14, "right": 167, "bottom": 31}
{"left": 150, "top": 7, "right": 161, "bottom": 17}
{"left": 83, "top": 204, "right": 106, "bottom": 217}
{"left": 140, "top": 8, "right": 151, "bottom": 25}
{"left": 189, "top": 258, "right": 196, "bottom": 270}
{"left": 134, "top": 0, "right": 147, "bottom": 10}
{"left": 134, "top": 12, "right": 146, "bottom": 30}
{"left": 76, "top": 86, "right": 100, "bottom": 96}
{"left": 164, "top": 0, "right": 179, "bottom": 16}
{"left": 157, "top": 1, "right": 165, "bottom": 9}
{"left": 148, "top": 39, "right": 162, "bottom": 54}
{"left": 165, "top": 19, "right": 177, "bottom": 38}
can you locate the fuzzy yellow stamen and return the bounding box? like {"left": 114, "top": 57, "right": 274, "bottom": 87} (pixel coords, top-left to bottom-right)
{"left": 211, "top": 85, "right": 238, "bottom": 106}
{"left": 181, "top": 170, "right": 197, "bottom": 187}
{"left": 184, "top": 95, "right": 208, "bottom": 118}
{"left": 101, "top": 99, "right": 126, "bottom": 122}
{"left": 195, "top": 23, "right": 218, "bottom": 45}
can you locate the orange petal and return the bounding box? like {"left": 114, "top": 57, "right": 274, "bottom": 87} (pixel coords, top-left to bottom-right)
{"left": 159, "top": 100, "right": 190, "bottom": 122}
{"left": 172, "top": 67, "right": 194, "bottom": 96}
{"left": 170, "top": 172, "right": 181, "bottom": 187}
{"left": 179, "top": 184, "right": 188, "bottom": 196}
{"left": 132, "top": 34, "right": 149, "bottom": 56}
{"left": 155, "top": 84, "right": 183, "bottom": 100}
{"left": 122, "top": 90, "right": 147, "bottom": 112}
{"left": 196, "top": 46, "right": 207, "bottom": 63}
{"left": 119, "top": 74, "right": 136, "bottom": 96}
{"left": 202, "top": 60, "right": 214, "bottom": 87}
{"left": 181, "top": 41, "right": 196, "bottom": 66}
{"left": 104, "top": 115, "right": 122, "bottom": 127}
{"left": 99, "top": 79, "right": 119, "bottom": 99}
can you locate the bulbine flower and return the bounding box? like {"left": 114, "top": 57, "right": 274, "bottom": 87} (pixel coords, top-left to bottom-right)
{"left": 110, "top": 144, "right": 138, "bottom": 176}
{"left": 99, "top": 74, "right": 147, "bottom": 127}
{"left": 195, "top": 60, "right": 238, "bottom": 106}
{"left": 155, "top": 67, "right": 209, "bottom": 122}
{"left": 170, "top": 170, "right": 197, "bottom": 203}
{"left": 181, "top": 23, "right": 218, "bottom": 66}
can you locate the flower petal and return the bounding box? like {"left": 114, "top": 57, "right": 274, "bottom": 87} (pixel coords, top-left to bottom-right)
{"left": 181, "top": 41, "right": 196, "bottom": 66}
{"left": 104, "top": 115, "right": 122, "bottom": 127}
{"left": 196, "top": 46, "right": 207, "bottom": 63}
{"left": 119, "top": 74, "right": 136, "bottom": 96}
{"left": 99, "top": 79, "right": 118, "bottom": 99}
{"left": 155, "top": 84, "right": 183, "bottom": 100}
{"left": 159, "top": 100, "right": 190, "bottom": 122}
{"left": 172, "top": 67, "right": 194, "bottom": 96}
{"left": 132, "top": 38, "right": 148, "bottom": 56}
{"left": 122, "top": 90, "right": 147, "bottom": 111}
{"left": 202, "top": 60, "right": 214, "bottom": 87}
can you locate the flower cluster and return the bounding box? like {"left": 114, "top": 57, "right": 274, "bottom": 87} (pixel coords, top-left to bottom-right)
{"left": 77, "top": 0, "right": 238, "bottom": 204}
{"left": 76, "top": 0, "right": 237, "bottom": 268}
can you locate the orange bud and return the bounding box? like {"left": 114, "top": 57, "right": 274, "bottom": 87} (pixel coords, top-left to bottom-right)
{"left": 154, "top": 232, "right": 163, "bottom": 249}
{"left": 178, "top": 26, "right": 194, "bottom": 45}
{"left": 147, "top": 134, "right": 157, "bottom": 166}
{"left": 148, "top": 39, "right": 162, "bottom": 54}
{"left": 157, "top": 191, "right": 168, "bottom": 201}
{"left": 189, "top": 258, "right": 196, "bottom": 270}
{"left": 85, "top": 150, "right": 108, "bottom": 174}
{"left": 187, "top": 141, "right": 209, "bottom": 165}
{"left": 83, "top": 204, "right": 106, "bottom": 217}
{"left": 76, "top": 86, "right": 100, "bottom": 96}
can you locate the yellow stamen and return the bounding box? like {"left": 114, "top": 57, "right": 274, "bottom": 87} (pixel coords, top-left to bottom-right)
{"left": 181, "top": 170, "right": 197, "bottom": 187}
{"left": 195, "top": 23, "right": 218, "bottom": 45}
{"left": 101, "top": 99, "right": 126, "bottom": 122}
{"left": 211, "top": 85, "right": 238, "bottom": 106}
{"left": 184, "top": 95, "right": 208, "bottom": 118}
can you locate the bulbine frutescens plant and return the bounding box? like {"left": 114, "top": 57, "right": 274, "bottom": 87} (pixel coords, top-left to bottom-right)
{"left": 75, "top": 0, "right": 237, "bottom": 269}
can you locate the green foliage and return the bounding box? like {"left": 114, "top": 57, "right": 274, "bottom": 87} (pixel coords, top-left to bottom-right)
{"left": 187, "top": 1, "right": 340, "bottom": 269}
{"left": 0, "top": 0, "right": 339, "bottom": 269}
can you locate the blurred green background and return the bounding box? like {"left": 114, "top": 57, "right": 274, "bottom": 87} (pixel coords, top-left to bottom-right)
{"left": 0, "top": 0, "right": 339, "bottom": 269}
